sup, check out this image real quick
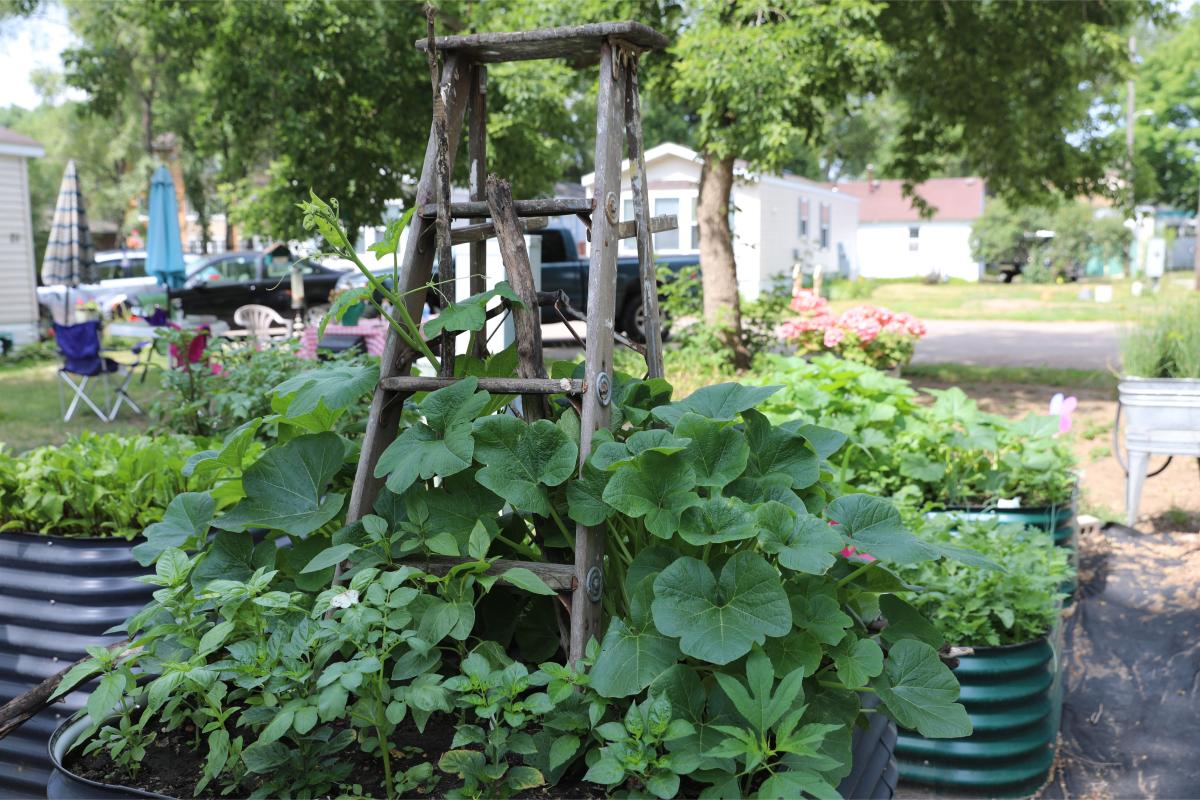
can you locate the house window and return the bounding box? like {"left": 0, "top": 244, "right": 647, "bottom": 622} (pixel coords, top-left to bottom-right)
{"left": 654, "top": 197, "right": 679, "bottom": 250}
{"left": 799, "top": 197, "right": 810, "bottom": 238}
{"left": 691, "top": 197, "right": 699, "bottom": 249}
{"left": 819, "top": 203, "right": 831, "bottom": 250}
{"left": 908, "top": 225, "right": 920, "bottom": 251}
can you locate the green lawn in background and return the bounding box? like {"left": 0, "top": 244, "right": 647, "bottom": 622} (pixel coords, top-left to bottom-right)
{"left": 0, "top": 362, "right": 157, "bottom": 452}
{"left": 828, "top": 276, "right": 1190, "bottom": 322}
{"left": 901, "top": 363, "right": 1118, "bottom": 392}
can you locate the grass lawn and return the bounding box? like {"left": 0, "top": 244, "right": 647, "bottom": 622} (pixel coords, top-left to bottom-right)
{"left": 901, "top": 363, "right": 1118, "bottom": 393}
{"left": 827, "top": 276, "right": 1192, "bottom": 322}
{"left": 0, "top": 361, "right": 158, "bottom": 452}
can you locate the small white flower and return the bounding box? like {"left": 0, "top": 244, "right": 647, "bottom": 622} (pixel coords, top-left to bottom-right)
{"left": 329, "top": 589, "right": 360, "bottom": 609}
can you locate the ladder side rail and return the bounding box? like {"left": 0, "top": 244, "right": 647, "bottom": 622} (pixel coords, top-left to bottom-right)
{"left": 623, "top": 59, "right": 665, "bottom": 378}
{"left": 468, "top": 64, "right": 489, "bottom": 358}
{"left": 569, "top": 40, "right": 627, "bottom": 665}
{"left": 345, "top": 53, "right": 472, "bottom": 524}
{"left": 486, "top": 174, "right": 549, "bottom": 421}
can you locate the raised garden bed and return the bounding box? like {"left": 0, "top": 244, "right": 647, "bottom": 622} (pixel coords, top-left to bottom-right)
{"left": 0, "top": 533, "right": 153, "bottom": 797}
{"left": 895, "top": 631, "right": 1063, "bottom": 797}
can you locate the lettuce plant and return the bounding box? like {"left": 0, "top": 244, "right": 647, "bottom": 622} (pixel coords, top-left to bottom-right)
{"left": 896, "top": 517, "right": 1072, "bottom": 647}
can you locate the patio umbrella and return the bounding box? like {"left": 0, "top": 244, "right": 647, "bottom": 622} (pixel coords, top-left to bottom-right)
{"left": 145, "top": 165, "right": 186, "bottom": 289}
{"left": 40, "top": 160, "right": 95, "bottom": 322}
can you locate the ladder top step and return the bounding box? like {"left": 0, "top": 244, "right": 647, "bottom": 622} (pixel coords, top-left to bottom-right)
{"left": 415, "top": 22, "right": 668, "bottom": 64}
{"left": 421, "top": 197, "right": 593, "bottom": 219}
{"left": 381, "top": 376, "right": 586, "bottom": 396}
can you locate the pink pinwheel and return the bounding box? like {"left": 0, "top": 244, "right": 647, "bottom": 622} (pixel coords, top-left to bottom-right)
{"left": 1048, "top": 393, "right": 1077, "bottom": 434}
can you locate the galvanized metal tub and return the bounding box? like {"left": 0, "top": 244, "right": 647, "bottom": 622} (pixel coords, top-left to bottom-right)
{"left": 896, "top": 631, "right": 1063, "bottom": 797}
{"left": 1118, "top": 377, "right": 1200, "bottom": 524}
{"left": 837, "top": 694, "right": 899, "bottom": 799}
{"left": 0, "top": 532, "right": 152, "bottom": 798}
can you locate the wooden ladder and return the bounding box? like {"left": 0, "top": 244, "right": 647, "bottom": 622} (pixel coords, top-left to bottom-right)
{"left": 346, "top": 21, "right": 673, "bottom": 664}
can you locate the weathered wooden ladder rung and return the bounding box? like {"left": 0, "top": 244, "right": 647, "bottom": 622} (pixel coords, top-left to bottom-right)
{"left": 347, "top": 19, "right": 671, "bottom": 666}
{"left": 379, "top": 376, "right": 585, "bottom": 395}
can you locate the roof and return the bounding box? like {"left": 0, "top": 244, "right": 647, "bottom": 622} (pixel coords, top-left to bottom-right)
{"left": 828, "top": 177, "right": 985, "bottom": 223}
{"left": 0, "top": 126, "right": 45, "bottom": 158}
{"left": 581, "top": 142, "right": 856, "bottom": 203}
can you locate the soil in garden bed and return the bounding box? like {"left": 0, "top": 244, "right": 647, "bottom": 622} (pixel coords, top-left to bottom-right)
{"left": 65, "top": 713, "right": 607, "bottom": 799}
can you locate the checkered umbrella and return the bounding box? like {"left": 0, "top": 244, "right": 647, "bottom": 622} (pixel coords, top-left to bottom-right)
{"left": 40, "top": 160, "right": 95, "bottom": 289}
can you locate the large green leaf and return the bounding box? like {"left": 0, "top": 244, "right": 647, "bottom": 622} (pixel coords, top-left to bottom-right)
{"left": 756, "top": 502, "right": 843, "bottom": 575}
{"left": 712, "top": 647, "right": 805, "bottom": 734}
{"left": 826, "top": 494, "right": 937, "bottom": 564}
{"left": 674, "top": 412, "right": 750, "bottom": 489}
{"left": 652, "top": 552, "right": 791, "bottom": 664}
{"left": 743, "top": 410, "right": 820, "bottom": 490}
{"left": 214, "top": 433, "right": 346, "bottom": 536}
{"left": 831, "top": 636, "right": 883, "bottom": 689}
{"left": 374, "top": 378, "right": 491, "bottom": 494}
{"left": 273, "top": 363, "right": 379, "bottom": 417}
{"left": 879, "top": 594, "right": 944, "bottom": 649}
{"left": 651, "top": 382, "right": 781, "bottom": 427}
{"left": 418, "top": 473, "right": 505, "bottom": 545}
{"left": 133, "top": 492, "right": 215, "bottom": 566}
{"left": 603, "top": 452, "right": 700, "bottom": 539}
{"left": 875, "top": 640, "right": 971, "bottom": 738}
{"left": 472, "top": 416, "right": 577, "bottom": 515}
{"left": 678, "top": 496, "right": 757, "bottom": 546}
{"left": 424, "top": 281, "right": 522, "bottom": 336}
{"left": 591, "top": 578, "right": 680, "bottom": 698}
{"left": 566, "top": 462, "right": 613, "bottom": 526}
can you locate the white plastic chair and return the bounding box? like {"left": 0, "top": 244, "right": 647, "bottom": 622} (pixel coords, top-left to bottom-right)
{"left": 230, "top": 304, "right": 291, "bottom": 346}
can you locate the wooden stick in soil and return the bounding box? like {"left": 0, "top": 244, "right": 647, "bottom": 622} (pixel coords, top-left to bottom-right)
{"left": 486, "top": 174, "right": 548, "bottom": 421}
{"left": 0, "top": 639, "right": 135, "bottom": 741}
{"left": 425, "top": 6, "right": 455, "bottom": 378}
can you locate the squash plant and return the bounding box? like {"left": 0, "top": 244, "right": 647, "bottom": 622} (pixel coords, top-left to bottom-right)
{"left": 54, "top": 355, "right": 987, "bottom": 799}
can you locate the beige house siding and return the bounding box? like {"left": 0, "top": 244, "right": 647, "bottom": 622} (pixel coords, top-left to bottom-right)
{"left": 0, "top": 154, "right": 39, "bottom": 344}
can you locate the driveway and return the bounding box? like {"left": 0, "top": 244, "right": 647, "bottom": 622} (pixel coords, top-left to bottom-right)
{"left": 911, "top": 320, "right": 1121, "bottom": 370}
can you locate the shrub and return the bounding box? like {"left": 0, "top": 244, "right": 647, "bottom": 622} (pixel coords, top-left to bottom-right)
{"left": 896, "top": 516, "right": 1072, "bottom": 647}
{"left": 1120, "top": 298, "right": 1200, "bottom": 379}
{"left": 779, "top": 289, "right": 926, "bottom": 370}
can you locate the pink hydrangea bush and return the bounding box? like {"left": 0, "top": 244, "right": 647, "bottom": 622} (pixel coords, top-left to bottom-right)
{"left": 779, "top": 289, "right": 926, "bottom": 370}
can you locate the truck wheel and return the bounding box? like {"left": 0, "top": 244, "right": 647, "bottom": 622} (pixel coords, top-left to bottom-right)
{"left": 621, "top": 296, "right": 670, "bottom": 344}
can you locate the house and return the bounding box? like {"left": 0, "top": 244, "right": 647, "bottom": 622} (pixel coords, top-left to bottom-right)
{"left": 829, "top": 177, "right": 986, "bottom": 282}
{"left": 581, "top": 143, "right": 859, "bottom": 300}
{"left": 0, "top": 128, "right": 44, "bottom": 346}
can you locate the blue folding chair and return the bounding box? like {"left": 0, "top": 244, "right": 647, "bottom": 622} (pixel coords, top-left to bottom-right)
{"left": 53, "top": 321, "right": 144, "bottom": 422}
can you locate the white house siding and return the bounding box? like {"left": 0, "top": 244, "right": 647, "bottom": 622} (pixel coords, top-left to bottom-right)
{"left": 585, "top": 144, "right": 860, "bottom": 301}
{"left": 0, "top": 155, "right": 39, "bottom": 345}
{"left": 856, "top": 221, "right": 982, "bottom": 282}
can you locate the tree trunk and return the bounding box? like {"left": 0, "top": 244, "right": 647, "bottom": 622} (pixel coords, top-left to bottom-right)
{"left": 697, "top": 153, "right": 750, "bottom": 368}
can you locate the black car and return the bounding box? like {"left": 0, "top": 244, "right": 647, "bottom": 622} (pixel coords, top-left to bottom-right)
{"left": 168, "top": 249, "right": 347, "bottom": 324}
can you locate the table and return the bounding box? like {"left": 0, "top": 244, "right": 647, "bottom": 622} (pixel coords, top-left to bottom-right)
{"left": 298, "top": 319, "right": 389, "bottom": 359}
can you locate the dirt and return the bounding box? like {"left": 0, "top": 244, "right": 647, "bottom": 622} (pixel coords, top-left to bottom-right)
{"left": 908, "top": 377, "right": 1200, "bottom": 533}
{"left": 66, "top": 713, "right": 606, "bottom": 799}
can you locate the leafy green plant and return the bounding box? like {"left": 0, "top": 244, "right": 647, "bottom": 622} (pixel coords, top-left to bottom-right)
{"left": 0, "top": 432, "right": 246, "bottom": 539}
{"left": 59, "top": 197, "right": 983, "bottom": 800}
{"left": 1121, "top": 298, "right": 1200, "bottom": 379}
{"left": 744, "top": 358, "right": 1077, "bottom": 508}
{"left": 896, "top": 516, "right": 1072, "bottom": 647}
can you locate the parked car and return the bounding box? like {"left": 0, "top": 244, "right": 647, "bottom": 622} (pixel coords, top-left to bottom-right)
{"left": 535, "top": 227, "right": 698, "bottom": 341}
{"left": 37, "top": 250, "right": 153, "bottom": 321}
{"left": 168, "top": 249, "right": 349, "bottom": 324}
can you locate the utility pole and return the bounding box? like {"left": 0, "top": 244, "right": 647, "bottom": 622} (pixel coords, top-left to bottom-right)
{"left": 1193, "top": 179, "right": 1199, "bottom": 291}
{"left": 1126, "top": 34, "right": 1136, "bottom": 205}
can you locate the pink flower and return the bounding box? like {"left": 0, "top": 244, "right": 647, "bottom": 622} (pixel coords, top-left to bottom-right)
{"left": 839, "top": 545, "right": 877, "bottom": 563}
{"left": 823, "top": 327, "right": 845, "bottom": 347}
{"left": 790, "top": 289, "right": 828, "bottom": 313}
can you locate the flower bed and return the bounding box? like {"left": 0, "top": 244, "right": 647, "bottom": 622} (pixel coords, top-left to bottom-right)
{"left": 45, "top": 363, "right": 983, "bottom": 799}
{"left": 779, "top": 290, "right": 926, "bottom": 371}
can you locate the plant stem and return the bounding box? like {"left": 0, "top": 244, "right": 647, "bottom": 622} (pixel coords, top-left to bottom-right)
{"left": 547, "top": 505, "right": 575, "bottom": 548}
{"left": 495, "top": 534, "right": 540, "bottom": 560}
{"left": 836, "top": 559, "right": 876, "bottom": 588}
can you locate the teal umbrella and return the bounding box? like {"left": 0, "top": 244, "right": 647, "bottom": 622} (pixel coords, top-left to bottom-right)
{"left": 146, "top": 165, "right": 186, "bottom": 289}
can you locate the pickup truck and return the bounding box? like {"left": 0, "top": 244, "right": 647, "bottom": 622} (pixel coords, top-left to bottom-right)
{"left": 535, "top": 227, "right": 698, "bottom": 341}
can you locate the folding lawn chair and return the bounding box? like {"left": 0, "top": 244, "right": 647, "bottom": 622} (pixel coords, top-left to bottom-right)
{"left": 53, "top": 321, "right": 145, "bottom": 422}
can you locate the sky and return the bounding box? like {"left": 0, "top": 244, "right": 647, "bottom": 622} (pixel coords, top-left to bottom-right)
{"left": 0, "top": 3, "right": 80, "bottom": 109}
